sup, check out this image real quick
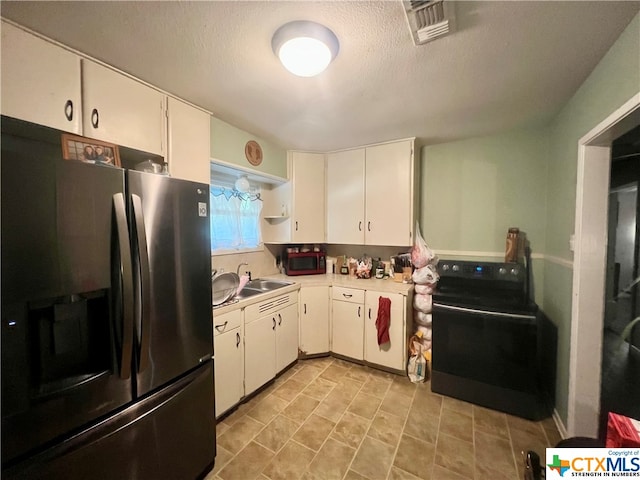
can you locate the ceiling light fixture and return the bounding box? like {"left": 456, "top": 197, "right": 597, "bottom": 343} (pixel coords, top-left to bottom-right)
{"left": 234, "top": 175, "right": 250, "bottom": 193}
{"left": 271, "top": 20, "right": 339, "bottom": 77}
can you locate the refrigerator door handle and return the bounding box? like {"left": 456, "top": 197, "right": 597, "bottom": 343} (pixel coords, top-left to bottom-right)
{"left": 131, "top": 194, "right": 151, "bottom": 373}
{"left": 113, "top": 193, "right": 133, "bottom": 380}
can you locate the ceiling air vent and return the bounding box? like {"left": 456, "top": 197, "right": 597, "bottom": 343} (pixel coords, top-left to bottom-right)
{"left": 403, "top": 0, "right": 455, "bottom": 45}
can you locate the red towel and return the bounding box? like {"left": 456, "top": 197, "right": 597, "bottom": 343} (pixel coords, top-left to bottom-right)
{"left": 376, "top": 296, "right": 391, "bottom": 345}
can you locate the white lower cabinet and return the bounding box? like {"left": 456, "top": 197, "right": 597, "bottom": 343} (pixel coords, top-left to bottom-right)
{"left": 331, "top": 287, "right": 364, "bottom": 360}
{"left": 275, "top": 303, "right": 299, "bottom": 372}
{"left": 364, "top": 291, "right": 406, "bottom": 371}
{"left": 213, "top": 310, "right": 243, "bottom": 418}
{"left": 244, "top": 313, "right": 277, "bottom": 396}
{"left": 244, "top": 292, "right": 298, "bottom": 396}
{"left": 299, "top": 286, "right": 330, "bottom": 356}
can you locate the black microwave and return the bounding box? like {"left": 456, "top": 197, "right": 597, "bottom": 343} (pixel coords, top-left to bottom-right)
{"left": 283, "top": 251, "right": 326, "bottom": 276}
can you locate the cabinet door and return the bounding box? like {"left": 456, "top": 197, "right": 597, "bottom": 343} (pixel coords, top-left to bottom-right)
{"left": 214, "top": 327, "right": 243, "bottom": 417}
{"left": 244, "top": 315, "right": 276, "bottom": 395}
{"left": 299, "top": 286, "right": 330, "bottom": 355}
{"left": 82, "top": 60, "right": 165, "bottom": 155}
{"left": 326, "top": 149, "right": 365, "bottom": 244}
{"left": 365, "top": 140, "right": 414, "bottom": 246}
{"left": 291, "top": 152, "right": 325, "bottom": 243}
{"left": 364, "top": 291, "right": 406, "bottom": 370}
{"left": 331, "top": 300, "right": 364, "bottom": 360}
{"left": 1, "top": 22, "right": 82, "bottom": 133}
{"left": 167, "top": 97, "right": 211, "bottom": 183}
{"left": 275, "top": 303, "right": 299, "bottom": 372}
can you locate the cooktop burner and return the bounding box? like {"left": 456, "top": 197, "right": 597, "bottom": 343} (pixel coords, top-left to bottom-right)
{"left": 433, "top": 260, "right": 535, "bottom": 315}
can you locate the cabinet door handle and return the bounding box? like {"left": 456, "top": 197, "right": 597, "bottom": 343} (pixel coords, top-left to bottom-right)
{"left": 214, "top": 320, "right": 228, "bottom": 332}
{"left": 358, "top": 306, "right": 361, "bottom": 317}
{"left": 369, "top": 308, "right": 372, "bottom": 319}
{"left": 91, "top": 108, "right": 99, "bottom": 128}
{"left": 272, "top": 318, "right": 276, "bottom": 330}
{"left": 64, "top": 100, "right": 73, "bottom": 121}
{"left": 278, "top": 313, "right": 282, "bottom": 326}
{"left": 358, "top": 221, "right": 362, "bottom": 231}
{"left": 236, "top": 332, "right": 241, "bottom": 347}
{"left": 368, "top": 221, "right": 371, "bottom": 232}
{"left": 342, "top": 293, "right": 352, "bottom": 298}
{"left": 295, "top": 221, "right": 299, "bottom": 231}
{"left": 304, "top": 304, "right": 307, "bottom": 314}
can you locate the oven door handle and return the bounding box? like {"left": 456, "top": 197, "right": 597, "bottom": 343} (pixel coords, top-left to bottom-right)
{"left": 433, "top": 303, "right": 537, "bottom": 322}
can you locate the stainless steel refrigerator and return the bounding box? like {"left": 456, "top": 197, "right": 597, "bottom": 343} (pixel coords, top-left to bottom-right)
{"left": 1, "top": 119, "right": 216, "bottom": 479}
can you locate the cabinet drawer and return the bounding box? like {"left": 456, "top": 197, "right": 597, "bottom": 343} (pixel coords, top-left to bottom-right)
{"left": 332, "top": 287, "right": 364, "bottom": 304}
{"left": 213, "top": 309, "right": 242, "bottom": 336}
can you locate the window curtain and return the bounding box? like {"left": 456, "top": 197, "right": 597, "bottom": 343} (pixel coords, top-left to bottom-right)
{"left": 210, "top": 186, "right": 263, "bottom": 250}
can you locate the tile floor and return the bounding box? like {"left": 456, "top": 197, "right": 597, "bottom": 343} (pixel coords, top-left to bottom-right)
{"left": 206, "top": 357, "right": 562, "bottom": 480}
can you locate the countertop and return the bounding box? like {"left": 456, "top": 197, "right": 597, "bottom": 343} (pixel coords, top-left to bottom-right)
{"left": 264, "top": 273, "right": 415, "bottom": 294}
{"left": 212, "top": 273, "right": 414, "bottom": 316}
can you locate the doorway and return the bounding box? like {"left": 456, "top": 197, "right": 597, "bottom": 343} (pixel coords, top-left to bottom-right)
{"left": 600, "top": 125, "right": 640, "bottom": 438}
{"left": 569, "top": 93, "right": 640, "bottom": 438}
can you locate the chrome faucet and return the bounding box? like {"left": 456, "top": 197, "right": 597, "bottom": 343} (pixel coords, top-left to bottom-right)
{"left": 236, "top": 262, "right": 249, "bottom": 275}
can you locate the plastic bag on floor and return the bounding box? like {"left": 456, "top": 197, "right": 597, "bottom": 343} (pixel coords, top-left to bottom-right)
{"left": 407, "top": 333, "right": 427, "bottom": 383}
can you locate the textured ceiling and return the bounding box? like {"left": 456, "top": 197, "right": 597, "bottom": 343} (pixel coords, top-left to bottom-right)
{"left": 1, "top": 1, "right": 639, "bottom": 151}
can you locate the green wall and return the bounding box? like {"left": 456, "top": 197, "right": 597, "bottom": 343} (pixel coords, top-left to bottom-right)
{"left": 418, "top": 11, "right": 640, "bottom": 429}
{"left": 420, "top": 126, "right": 549, "bottom": 255}
{"left": 543, "top": 12, "right": 640, "bottom": 425}
{"left": 210, "top": 116, "right": 287, "bottom": 178}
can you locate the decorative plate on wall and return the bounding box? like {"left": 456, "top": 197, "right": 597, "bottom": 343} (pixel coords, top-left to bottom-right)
{"left": 245, "top": 140, "right": 263, "bottom": 166}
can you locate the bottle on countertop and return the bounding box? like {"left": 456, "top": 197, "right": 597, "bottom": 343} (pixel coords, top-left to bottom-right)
{"left": 375, "top": 258, "right": 385, "bottom": 279}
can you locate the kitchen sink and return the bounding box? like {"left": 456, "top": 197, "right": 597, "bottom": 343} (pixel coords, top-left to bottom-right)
{"left": 234, "top": 287, "right": 262, "bottom": 300}
{"left": 234, "top": 279, "right": 292, "bottom": 300}
{"left": 244, "top": 279, "right": 292, "bottom": 291}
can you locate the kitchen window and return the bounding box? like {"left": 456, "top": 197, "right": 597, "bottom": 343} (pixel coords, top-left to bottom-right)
{"left": 209, "top": 183, "right": 263, "bottom": 254}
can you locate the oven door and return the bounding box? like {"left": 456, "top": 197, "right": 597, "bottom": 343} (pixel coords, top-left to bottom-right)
{"left": 431, "top": 302, "right": 548, "bottom": 420}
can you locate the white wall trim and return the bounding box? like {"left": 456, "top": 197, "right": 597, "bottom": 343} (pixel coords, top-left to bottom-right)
{"left": 553, "top": 408, "right": 569, "bottom": 440}
{"left": 434, "top": 249, "right": 504, "bottom": 258}
{"left": 434, "top": 249, "right": 571, "bottom": 267}
{"left": 544, "top": 255, "right": 574, "bottom": 269}
{"left": 568, "top": 92, "right": 640, "bottom": 438}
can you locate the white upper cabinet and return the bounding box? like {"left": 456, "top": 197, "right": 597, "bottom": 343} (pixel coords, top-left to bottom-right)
{"left": 365, "top": 140, "right": 415, "bottom": 246}
{"left": 326, "top": 139, "right": 416, "bottom": 246}
{"left": 167, "top": 97, "right": 211, "bottom": 183}
{"left": 1, "top": 22, "right": 82, "bottom": 133}
{"left": 82, "top": 60, "right": 165, "bottom": 156}
{"left": 263, "top": 152, "right": 325, "bottom": 243}
{"left": 290, "top": 151, "right": 325, "bottom": 243}
{"left": 326, "top": 149, "right": 365, "bottom": 244}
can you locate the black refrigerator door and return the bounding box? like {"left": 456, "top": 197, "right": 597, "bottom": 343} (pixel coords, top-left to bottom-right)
{"left": 1, "top": 137, "right": 134, "bottom": 467}
{"left": 3, "top": 362, "right": 216, "bottom": 480}
{"left": 127, "top": 171, "right": 213, "bottom": 397}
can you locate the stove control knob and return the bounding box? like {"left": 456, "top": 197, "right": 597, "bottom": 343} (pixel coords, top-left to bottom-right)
{"left": 452, "top": 264, "right": 460, "bottom": 272}
{"left": 498, "top": 267, "right": 507, "bottom": 275}
{"left": 442, "top": 264, "right": 450, "bottom": 271}
{"left": 510, "top": 268, "right": 519, "bottom": 276}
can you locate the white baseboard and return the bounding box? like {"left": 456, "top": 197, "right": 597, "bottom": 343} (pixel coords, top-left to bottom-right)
{"left": 553, "top": 408, "right": 569, "bottom": 439}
